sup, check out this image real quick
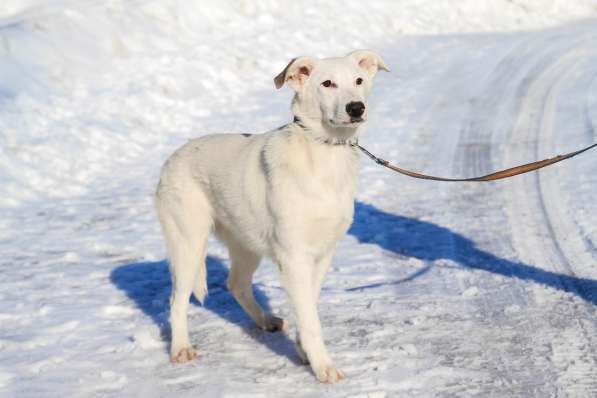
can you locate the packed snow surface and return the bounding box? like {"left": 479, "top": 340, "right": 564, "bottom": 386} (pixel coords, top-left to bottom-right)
{"left": 1, "top": 1, "right": 597, "bottom": 397}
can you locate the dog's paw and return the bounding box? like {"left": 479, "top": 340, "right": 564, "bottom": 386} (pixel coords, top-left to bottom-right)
{"left": 314, "top": 365, "right": 345, "bottom": 384}
{"left": 261, "top": 315, "right": 285, "bottom": 332}
{"left": 170, "top": 347, "right": 198, "bottom": 363}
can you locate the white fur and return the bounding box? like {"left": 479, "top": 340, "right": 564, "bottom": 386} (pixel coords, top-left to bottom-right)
{"left": 155, "top": 50, "right": 388, "bottom": 383}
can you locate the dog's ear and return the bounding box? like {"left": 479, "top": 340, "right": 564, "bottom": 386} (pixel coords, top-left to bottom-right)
{"left": 347, "top": 50, "right": 390, "bottom": 77}
{"left": 274, "top": 57, "right": 317, "bottom": 90}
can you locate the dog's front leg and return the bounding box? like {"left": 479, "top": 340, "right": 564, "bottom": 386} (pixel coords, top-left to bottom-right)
{"left": 293, "top": 251, "right": 336, "bottom": 366}
{"left": 280, "top": 255, "right": 345, "bottom": 383}
{"left": 313, "top": 250, "right": 334, "bottom": 302}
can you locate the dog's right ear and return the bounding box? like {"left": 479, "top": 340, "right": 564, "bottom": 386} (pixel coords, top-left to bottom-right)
{"left": 274, "top": 57, "right": 317, "bottom": 90}
{"left": 347, "top": 50, "right": 390, "bottom": 78}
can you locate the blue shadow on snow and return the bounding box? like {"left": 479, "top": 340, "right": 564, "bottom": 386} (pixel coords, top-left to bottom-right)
{"left": 348, "top": 201, "right": 597, "bottom": 304}
{"left": 110, "top": 200, "right": 596, "bottom": 358}
{"left": 110, "top": 256, "right": 299, "bottom": 363}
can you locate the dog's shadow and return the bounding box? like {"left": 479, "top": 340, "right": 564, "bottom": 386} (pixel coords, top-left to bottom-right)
{"left": 348, "top": 201, "right": 597, "bottom": 304}
{"left": 110, "top": 256, "right": 300, "bottom": 363}
{"left": 111, "top": 200, "right": 596, "bottom": 362}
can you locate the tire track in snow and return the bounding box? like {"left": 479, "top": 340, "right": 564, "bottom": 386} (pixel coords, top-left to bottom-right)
{"left": 448, "top": 32, "right": 565, "bottom": 396}
{"left": 448, "top": 25, "right": 597, "bottom": 396}
{"left": 521, "top": 59, "right": 597, "bottom": 398}
{"left": 502, "top": 26, "right": 597, "bottom": 396}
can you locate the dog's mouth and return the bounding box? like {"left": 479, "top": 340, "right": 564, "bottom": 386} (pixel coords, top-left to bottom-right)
{"left": 328, "top": 118, "right": 366, "bottom": 127}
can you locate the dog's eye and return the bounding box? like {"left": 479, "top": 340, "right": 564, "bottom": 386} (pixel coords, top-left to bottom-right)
{"left": 356, "top": 77, "right": 363, "bottom": 85}
{"left": 322, "top": 80, "right": 333, "bottom": 88}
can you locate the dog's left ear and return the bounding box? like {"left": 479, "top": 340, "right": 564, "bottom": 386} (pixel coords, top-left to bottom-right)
{"left": 274, "top": 56, "right": 317, "bottom": 90}
{"left": 348, "top": 50, "right": 390, "bottom": 77}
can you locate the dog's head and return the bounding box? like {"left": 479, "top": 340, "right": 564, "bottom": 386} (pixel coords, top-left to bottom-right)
{"left": 274, "top": 50, "right": 389, "bottom": 141}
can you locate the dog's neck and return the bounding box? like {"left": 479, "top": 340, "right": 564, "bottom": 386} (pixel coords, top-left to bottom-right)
{"left": 292, "top": 116, "right": 361, "bottom": 146}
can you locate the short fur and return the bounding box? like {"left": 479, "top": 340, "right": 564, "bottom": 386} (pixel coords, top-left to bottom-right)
{"left": 155, "top": 50, "right": 388, "bottom": 383}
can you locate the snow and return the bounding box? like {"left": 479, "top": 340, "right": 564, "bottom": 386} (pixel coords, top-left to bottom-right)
{"left": 2, "top": 1, "right": 597, "bottom": 397}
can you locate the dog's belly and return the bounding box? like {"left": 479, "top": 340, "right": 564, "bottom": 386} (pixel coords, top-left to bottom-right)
{"left": 210, "top": 179, "right": 275, "bottom": 254}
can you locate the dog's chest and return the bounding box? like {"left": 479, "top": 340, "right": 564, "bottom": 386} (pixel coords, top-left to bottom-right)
{"left": 292, "top": 143, "right": 356, "bottom": 201}
{"left": 271, "top": 143, "right": 358, "bottom": 248}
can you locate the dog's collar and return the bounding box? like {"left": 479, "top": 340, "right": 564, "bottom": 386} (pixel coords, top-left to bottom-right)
{"left": 293, "top": 116, "right": 358, "bottom": 147}
{"left": 315, "top": 137, "right": 359, "bottom": 146}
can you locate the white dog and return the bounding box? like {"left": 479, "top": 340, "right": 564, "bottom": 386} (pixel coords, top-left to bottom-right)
{"left": 155, "top": 50, "right": 388, "bottom": 383}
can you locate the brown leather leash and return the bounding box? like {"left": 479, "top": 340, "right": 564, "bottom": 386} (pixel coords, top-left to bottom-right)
{"left": 352, "top": 141, "right": 597, "bottom": 182}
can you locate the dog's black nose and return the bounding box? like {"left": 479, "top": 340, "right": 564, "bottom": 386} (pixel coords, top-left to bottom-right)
{"left": 346, "top": 101, "right": 365, "bottom": 118}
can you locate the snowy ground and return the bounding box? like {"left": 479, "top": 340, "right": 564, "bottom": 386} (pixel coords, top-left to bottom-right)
{"left": 2, "top": 1, "right": 597, "bottom": 397}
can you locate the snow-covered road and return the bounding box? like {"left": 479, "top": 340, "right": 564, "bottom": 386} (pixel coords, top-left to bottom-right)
{"left": 1, "top": 2, "right": 597, "bottom": 397}
{"left": 360, "top": 23, "right": 597, "bottom": 396}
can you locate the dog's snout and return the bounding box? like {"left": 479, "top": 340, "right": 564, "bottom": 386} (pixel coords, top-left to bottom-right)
{"left": 346, "top": 101, "right": 365, "bottom": 118}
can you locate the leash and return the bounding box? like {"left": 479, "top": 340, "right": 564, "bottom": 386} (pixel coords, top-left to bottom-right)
{"left": 292, "top": 117, "right": 595, "bottom": 181}
{"left": 352, "top": 141, "right": 597, "bottom": 182}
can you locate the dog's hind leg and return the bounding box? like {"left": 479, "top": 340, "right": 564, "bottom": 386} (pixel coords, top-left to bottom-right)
{"left": 226, "top": 240, "right": 285, "bottom": 332}
{"left": 156, "top": 184, "right": 211, "bottom": 363}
